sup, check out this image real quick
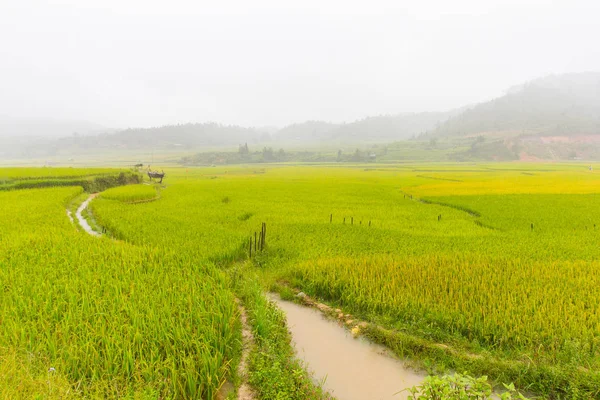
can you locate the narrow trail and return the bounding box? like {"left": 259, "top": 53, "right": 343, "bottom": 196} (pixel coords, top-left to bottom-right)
{"left": 216, "top": 299, "right": 257, "bottom": 400}
{"left": 75, "top": 193, "right": 101, "bottom": 236}
{"left": 235, "top": 299, "right": 256, "bottom": 400}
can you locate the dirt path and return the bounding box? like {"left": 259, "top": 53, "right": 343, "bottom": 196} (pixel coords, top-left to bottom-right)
{"left": 75, "top": 193, "right": 101, "bottom": 236}
{"left": 236, "top": 299, "right": 256, "bottom": 400}
{"left": 215, "top": 299, "right": 257, "bottom": 400}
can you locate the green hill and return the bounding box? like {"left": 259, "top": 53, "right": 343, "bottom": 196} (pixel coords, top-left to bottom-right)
{"left": 427, "top": 72, "right": 600, "bottom": 139}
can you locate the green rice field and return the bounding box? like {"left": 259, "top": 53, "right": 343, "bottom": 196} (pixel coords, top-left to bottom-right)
{"left": 1, "top": 164, "right": 599, "bottom": 399}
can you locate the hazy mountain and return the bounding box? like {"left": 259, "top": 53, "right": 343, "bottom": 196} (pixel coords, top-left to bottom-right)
{"left": 0, "top": 117, "right": 109, "bottom": 138}
{"left": 273, "top": 112, "right": 457, "bottom": 144}
{"left": 3, "top": 72, "right": 600, "bottom": 162}
{"left": 19, "top": 112, "right": 457, "bottom": 158}
{"left": 427, "top": 72, "right": 600, "bottom": 138}
{"left": 91, "top": 123, "right": 267, "bottom": 149}
{"left": 0, "top": 117, "right": 113, "bottom": 160}
{"left": 329, "top": 112, "right": 457, "bottom": 142}
{"left": 274, "top": 121, "right": 340, "bottom": 142}
{"left": 16, "top": 123, "right": 269, "bottom": 158}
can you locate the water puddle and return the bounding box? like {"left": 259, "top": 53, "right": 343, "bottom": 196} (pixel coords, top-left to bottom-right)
{"left": 76, "top": 194, "right": 101, "bottom": 237}
{"left": 270, "top": 294, "right": 424, "bottom": 400}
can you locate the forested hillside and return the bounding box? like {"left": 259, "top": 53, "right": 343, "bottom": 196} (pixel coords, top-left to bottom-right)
{"left": 426, "top": 72, "right": 600, "bottom": 138}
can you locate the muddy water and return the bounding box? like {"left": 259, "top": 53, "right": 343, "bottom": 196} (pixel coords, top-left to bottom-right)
{"left": 270, "top": 295, "right": 424, "bottom": 400}
{"left": 76, "top": 194, "right": 100, "bottom": 237}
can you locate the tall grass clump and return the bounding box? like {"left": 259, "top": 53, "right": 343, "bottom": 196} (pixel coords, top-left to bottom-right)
{"left": 0, "top": 187, "right": 240, "bottom": 398}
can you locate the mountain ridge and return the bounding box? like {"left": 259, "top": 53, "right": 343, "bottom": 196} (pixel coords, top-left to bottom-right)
{"left": 1, "top": 71, "right": 599, "bottom": 161}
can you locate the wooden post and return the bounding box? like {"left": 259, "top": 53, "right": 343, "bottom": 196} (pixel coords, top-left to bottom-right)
{"left": 531, "top": 223, "right": 534, "bottom": 231}
{"left": 258, "top": 230, "right": 262, "bottom": 250}
{"left": 369, "top": 220, "right": 371, "bottom": 227}
{"left": 254, "top": 232, "right": 257, "bottom": 252}
{"left": 343, "top": 217, "right": 345, "bottom": 224}
{"left": 351, "top": 217, "right": 353, "bottom": 225}
{"left": 257, "top": 222, "right": 265, "bottom": 251}
{"left": 330, "top": 214, "right": 332, "bottom": 223}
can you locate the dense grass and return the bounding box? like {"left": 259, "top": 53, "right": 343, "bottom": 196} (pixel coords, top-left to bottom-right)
{"left": 2, "top": 164, "right": 600, "bottom": 398}
{"left": 424, "top": 193, "right": 600, "bottom": 232}
{"left": 0, "top": 187, "right": 241, "bottom": 399}
{"left": 91, "top": 165, "right": 600, "bottom": 397}
{"left": 0, "top": 167, "right": 119, "bottom": 181}
{"left": 101, "top": 184, "right": 158, "bottom": 203}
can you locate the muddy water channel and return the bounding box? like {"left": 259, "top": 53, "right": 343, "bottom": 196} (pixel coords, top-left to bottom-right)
{"left": 270, "top": 295, "right": 425, "bottom": 400}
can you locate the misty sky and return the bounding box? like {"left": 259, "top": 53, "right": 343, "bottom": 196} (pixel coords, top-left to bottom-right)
{"left": 1, "top": 0, "right": 599, "bottom": 131}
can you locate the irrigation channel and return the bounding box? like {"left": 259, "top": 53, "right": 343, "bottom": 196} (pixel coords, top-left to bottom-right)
{"left": 72, "top": 193, "right": 425, "bottom": 399}
{"left": 270, "top": 294, "right": 425, "bottom": 400}
{"left": 75, "top": 193, "right": 101, "bottom": 236}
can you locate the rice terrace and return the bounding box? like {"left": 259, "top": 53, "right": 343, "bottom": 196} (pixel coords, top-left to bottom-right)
{"left": 0, "top": 163, "right": 599, "bottom": 399}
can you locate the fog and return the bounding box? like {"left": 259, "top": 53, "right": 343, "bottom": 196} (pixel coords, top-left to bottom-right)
{"left": 1, "top": 0, "right": 599, "bottom": 133}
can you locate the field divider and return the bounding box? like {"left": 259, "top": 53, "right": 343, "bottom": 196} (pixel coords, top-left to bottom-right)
{"left": 399, "top": 189, "right": 501, "bottom": 231}
{"left": 119, "top": 192, "right": 162, "bottom": 205}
